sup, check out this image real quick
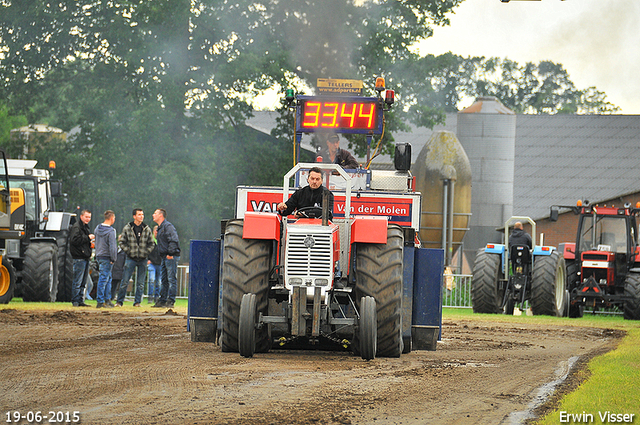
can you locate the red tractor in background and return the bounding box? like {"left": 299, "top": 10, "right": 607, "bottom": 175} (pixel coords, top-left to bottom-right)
{"left": 550, "top": 200, "right": 640, "bottom": 320}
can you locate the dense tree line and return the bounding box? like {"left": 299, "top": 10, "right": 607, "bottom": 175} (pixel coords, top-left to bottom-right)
{"left": 0, "top": 0, "right": 617, "bottom": 250}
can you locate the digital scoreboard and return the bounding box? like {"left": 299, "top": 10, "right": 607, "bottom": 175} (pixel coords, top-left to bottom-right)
{"left": 296, "top": 96, "right": 383, "bottom": 135}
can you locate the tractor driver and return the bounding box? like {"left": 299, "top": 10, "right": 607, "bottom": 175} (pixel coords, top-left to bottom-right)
{"left": 509, "top": 221, "right": 532, "bottom": 249}
{"left": 277, "top": 167, "right": 334, "bottom": 219}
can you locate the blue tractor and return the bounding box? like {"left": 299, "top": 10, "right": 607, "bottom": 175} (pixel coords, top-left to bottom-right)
{"left": 471, "top": 217, "right": 567, "bottom": 316}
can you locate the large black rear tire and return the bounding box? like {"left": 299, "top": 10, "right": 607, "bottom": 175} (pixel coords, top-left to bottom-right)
{"left": 21, "top": 243, "right": 59, "bottom": 302}
{"left": 623, "top": 273, "right": 640, "bottom": 320}
{"left": 531, "top": 251, "right": 566, "bottom": 316}
{"left": 46, "top": 230, "right": 73, "bottom": 302}
{"left": 471, "top": 249, "right": 503, "bottom": 314}
{"left": 355, "top": 225, "right": 404, "bottom": 358}
{"left": 220, "top": 220, "right": 272, "bottom": 353}
{"left": 0, "top": 256, "right": 16, "bottom": 304}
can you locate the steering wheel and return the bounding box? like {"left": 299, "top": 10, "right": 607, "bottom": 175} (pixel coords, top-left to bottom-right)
{"left": 296, "top": 206, "right": 323, "bottom": 219}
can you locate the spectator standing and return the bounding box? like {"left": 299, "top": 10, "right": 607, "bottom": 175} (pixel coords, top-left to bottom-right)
{"left": 94, "top": 210, "right": 117, "bottom": 308}
{"left": 69, "top": 209, "right": 94, "bottom": 307}
{"left": 147, "top": 226, "right": 162, "bottom": 304}
{"left": 116, "top": 208, "right": 155, "bottom": 307}
{"left": 152, "top": 208, "right": 180, "bottom": 309}
{"left": 110, "top": 247, "right": 126, "bottom": 301}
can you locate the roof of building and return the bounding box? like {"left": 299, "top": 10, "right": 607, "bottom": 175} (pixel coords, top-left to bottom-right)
{"left": 246, "top": 111, "right": 640, "bottom": 220}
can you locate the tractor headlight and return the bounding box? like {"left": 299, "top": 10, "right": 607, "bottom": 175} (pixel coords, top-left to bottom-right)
{"left": 290, "top": 278, "right": 302, "bottom": 285}
{"left": 314, "top": 278, "right": 329, "bottom": 286}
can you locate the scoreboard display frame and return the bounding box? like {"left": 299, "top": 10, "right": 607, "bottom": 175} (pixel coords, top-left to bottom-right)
{"left": 295, "top": 95, "right": 384, "bottom": 135}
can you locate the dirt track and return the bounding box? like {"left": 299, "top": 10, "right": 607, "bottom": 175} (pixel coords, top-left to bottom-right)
{"left": 0, "top": 307, "right": 621, "bottom": 425}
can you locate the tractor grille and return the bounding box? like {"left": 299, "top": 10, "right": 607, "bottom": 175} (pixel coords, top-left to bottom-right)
{"left": 583, "top": 253, "right": 608, "bottom": 261}
{"left": 285, "top": 232, "right": 333, "bottom": 284}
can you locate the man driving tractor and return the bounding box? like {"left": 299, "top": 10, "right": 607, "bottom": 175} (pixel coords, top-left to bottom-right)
{"left": 276, "top": 166, "right": 334, "bottom": 219}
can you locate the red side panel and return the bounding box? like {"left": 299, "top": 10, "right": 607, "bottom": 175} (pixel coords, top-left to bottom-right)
{"left": 558, "top": 242, "right": 576, "bottom": 260}
{"left": 351, "top": 216, "right": 388, "bottom": 244}
{"left": 243, "top": 212, "right": 281, "bottom": 240}
{"left": 635, "top": 246, "right": 640, "bottom": 264}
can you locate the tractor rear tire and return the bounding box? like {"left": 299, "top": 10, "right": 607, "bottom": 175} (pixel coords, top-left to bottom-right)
{"left": 0, "top": 257, "right": 16, "bottom": 304}
{"left": 46, "top": 230, "right": 73, "bottom": 302}
{"left": 623, "top": 273, "right": 640, "bottom": 320}
{"left": 471, "top": 249, "right": 503, "bottom": 314}
{"left": 531, "top": 251, "right": 566, "bottom": 317}
{"left": 359, "top": 296, "right": 377, "bottom": 361}
{"left": 21, "top": 243, "right": 59, "bottom": 302}
{"left": 355, "top": 225, "right": 404, "bottom": 358}
{"left": 220, "top": 220, "right": 272, "bottom": 353}
{"left": 238, "top": 293, "right": 258, "bottom": 357}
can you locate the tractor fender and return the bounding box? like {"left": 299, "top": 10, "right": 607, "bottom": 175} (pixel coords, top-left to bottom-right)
{"left": 44, "top": 211, "right": 73, "bottom": 232}
{"left": 532, "top": 246, "right": 555, "bottom": 257}
{"left": 29, "top": 236, "right": 57, "bottom": 245}
{"left": 483, "top": 244, "right": 505, "bottom": 270}
{"left": 558, "top": 243, "right": 576, "bottom": 260}
{"left": 351, "top": 216, "right": 388, "bottom": 244}
{"left": 242, "top": 212, "right": 281, "bottom": 240}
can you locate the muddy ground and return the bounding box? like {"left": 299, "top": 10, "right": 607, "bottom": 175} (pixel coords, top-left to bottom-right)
{"left": 0, "top": 307, "right": 621, "bottom": 425}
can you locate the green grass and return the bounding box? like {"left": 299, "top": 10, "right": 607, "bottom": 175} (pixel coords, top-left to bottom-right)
{"left": 441, "top": 308, "right": 640, "bottom": 423}
{"left": 535, "top": 326, "right": 640, "bottom": 424}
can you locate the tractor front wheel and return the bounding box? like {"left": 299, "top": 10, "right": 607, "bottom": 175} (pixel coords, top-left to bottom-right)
{"left": 471, "top": 249, "right": 503, "bottom": 314}
{"left": 355, "top": 225, "right": 404, "bottom": 358}
{"left": 21, "top": 243, "right": 59, "bottom": 302}
{"left": 531, "top": 251, "right": 566, "bottom": 317}
{"left": 359, "top": 296, "right": 377, "bottom": 360}
{"left": 238, "top": 293, "right": 258, "bottom": 357}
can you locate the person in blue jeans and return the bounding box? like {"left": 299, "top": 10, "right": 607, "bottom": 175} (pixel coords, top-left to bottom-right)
{"left": 115, "top": 208, "right": 156, "bottom": 307}
{"left": 152, "top": 208, "right": 180, "bottom": 309}
{"left": 94, "top": 210, "right": 117, "bottom": 308}
{"left": 69, "top": 209, "right": 94, "bottom": 307}
{"left": 147, "top": 230, "right": 162, "bottom": 303}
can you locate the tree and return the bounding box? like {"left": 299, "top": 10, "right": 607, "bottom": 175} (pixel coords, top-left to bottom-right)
{"left": 397, "top": 54, "right": 619, "bottom": 115}
{"left": 0, "top": 0, "right": 464, "bottom": 249}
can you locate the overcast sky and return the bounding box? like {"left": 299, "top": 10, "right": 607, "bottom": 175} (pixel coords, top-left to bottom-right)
{"left": 414, "top": 0, "right": 640, "bottom": 114}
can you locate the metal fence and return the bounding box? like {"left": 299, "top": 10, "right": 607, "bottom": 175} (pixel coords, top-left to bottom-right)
{"left": 442, "top": 273, "right": 473, "bottom": 308}
{"left": 118, "top": 265, "right": 189, "bottom": 300}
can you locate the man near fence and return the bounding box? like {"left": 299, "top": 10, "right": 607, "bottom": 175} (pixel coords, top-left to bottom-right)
{"left": 115, "top": 208, "right": 156, "bottom": 307}
{"left": 152, "top": 208, "right": 181, "bottom": 309}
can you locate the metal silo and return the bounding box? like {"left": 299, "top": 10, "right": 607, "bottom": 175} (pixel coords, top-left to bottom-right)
{"left": 413, "top": 131, "right": 472, "bottom": 267}
{"left": 456, "top": 96, "right": 516, "bottom": 267}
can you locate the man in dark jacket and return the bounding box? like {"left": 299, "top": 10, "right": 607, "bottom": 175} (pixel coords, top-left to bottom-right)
{"left": 509, "top": 222, "right": 532, "bottom": 249}
{"left": 318, "top": 134, "right": 359, "bottom": 169}
{"left": 152, "top": 208, "right": 181, "bottom": 309}
{"left": 69, "top": 209, "right": 94, "bottom": 307}
{"left": 277, "top": 167, "right": 334, "bottom": 219}
{"left": 116, "top": 208, "right": 156, "bottom": 307}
